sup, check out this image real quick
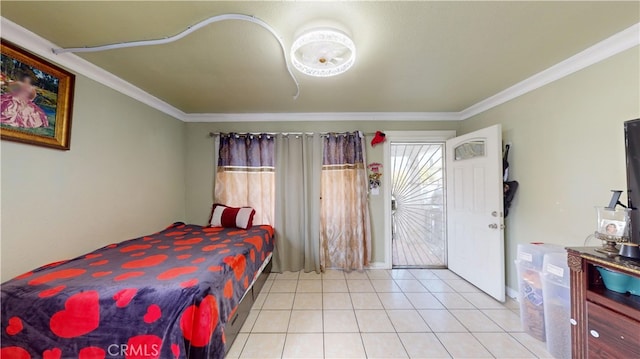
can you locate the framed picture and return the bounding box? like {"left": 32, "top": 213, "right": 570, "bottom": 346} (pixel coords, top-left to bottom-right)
{"left": 599, "top": 219, "right": 627, "bottom": 237}
{"left": 1, "top": 39, "right": 75, "bottom": 150}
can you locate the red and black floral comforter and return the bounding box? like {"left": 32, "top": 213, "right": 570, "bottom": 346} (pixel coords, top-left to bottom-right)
{"left": 1, "top": 222, "right": 274, "bottom": 359}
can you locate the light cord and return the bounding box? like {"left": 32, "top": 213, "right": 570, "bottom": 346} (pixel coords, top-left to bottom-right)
{"left": 52, "top": 13, "right": 300, "bottom": 99}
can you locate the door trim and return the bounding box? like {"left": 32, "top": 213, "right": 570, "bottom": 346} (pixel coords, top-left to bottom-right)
{"left": 382, "top": 131, "right": 456, "bottom": 269}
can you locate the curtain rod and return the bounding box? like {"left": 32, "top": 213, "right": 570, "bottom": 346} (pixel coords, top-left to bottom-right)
{"left": 208, "top": 131, "right": 377, "bottom": 137}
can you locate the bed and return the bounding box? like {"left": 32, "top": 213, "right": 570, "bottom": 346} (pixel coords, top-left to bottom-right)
{"left": 0, "top": 222, "right": 274, "bottom": 359}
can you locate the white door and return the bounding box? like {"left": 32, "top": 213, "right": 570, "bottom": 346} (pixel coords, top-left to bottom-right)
{"left": 445, "top": 124, "right": 505, "bottom": 302}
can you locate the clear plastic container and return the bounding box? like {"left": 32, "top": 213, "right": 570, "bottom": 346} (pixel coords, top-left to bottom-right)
{"left": 515, "top": 243, "right": 565, "bottom": 342}
{"left": 542, "top": 252, "right": 571, "bottom": 359}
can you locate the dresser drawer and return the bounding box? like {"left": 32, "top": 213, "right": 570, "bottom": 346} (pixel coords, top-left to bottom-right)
{"left": 586, "top": 301, "right": 640, "bottom": 358}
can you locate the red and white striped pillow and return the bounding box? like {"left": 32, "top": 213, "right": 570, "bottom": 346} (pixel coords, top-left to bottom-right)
{"left": 209, "top": 204, "right": 256, "bottom": 230}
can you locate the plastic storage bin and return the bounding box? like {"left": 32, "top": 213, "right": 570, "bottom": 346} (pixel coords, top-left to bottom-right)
{"left": 542, "top": 252, "right": 571, "bottom": 359}
{"left": 515, "top": 243, "right": 564, "bottom": 341}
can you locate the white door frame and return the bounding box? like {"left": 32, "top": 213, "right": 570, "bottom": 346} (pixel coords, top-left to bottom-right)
{"left": 382, "top": 131, "right": 456, "bottom": 269}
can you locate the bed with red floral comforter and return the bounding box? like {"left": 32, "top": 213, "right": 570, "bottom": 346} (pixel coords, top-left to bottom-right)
{"left": 0, "top": 222, "right": 274, "bottom": 359}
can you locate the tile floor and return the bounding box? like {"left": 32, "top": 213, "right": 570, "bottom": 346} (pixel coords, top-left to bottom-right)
{"left": 226, "top": 269, "right": 554, "bottom": 359}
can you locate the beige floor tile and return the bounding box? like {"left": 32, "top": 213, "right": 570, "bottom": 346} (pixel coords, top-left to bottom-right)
{"left": 510, "top": 332, "right": 554, "bottom": 359}
{"left": 481, "top": 309, "right": 523, "bottom": 332}
{"left": 396, "top": 279, "right": 429, "bottom": 292}
{"left": 408, "top": 269, "right": 439, "bottom": 280}
{"left": 324, "top": 310, "right": 359, "bottom": 332}
{"left": 268, "top": 273, "right": 279, "bottom": 280}
{"left": 431, "top": 269, "right": 461, "bottom": 280}
{"left": 420, "top": 279, "right": 456, "bottom": 292}
{"left": 355, "top": 309, "right": 396, "bottom": 332}
{"left": 389, "top": 269, "right": 416, "bottom": 279}
{"left": 262, "top": 292, "right": 295, "bottom": 310}
{"left": 445, "top": 279, "right": 481, "bottom": 293}
{"left": 504, "top": 296, "right": 520, "bottom": 310}
{"left": 366, "top": 269, "right": 392, "bottom": 279}
{"left": 298, "top": 271, "right": 322, "bottom": 280}
{"left": 323, "top": 269, "right": 346, "bottom": 279}
{"left": 345, "top": 270, "right": 369, "bottom": 279}
{"left": 226, "top": 332, "right": 248, "bottom": 358}
{"left": 276, "top": 271, "right": 301, "bottom": 280}
{"left": 293, "top": 292, "right": 323, "bottom": 310}
{"left": 450, "top": 309, "right": 503, "bottom": 332}
{"left": 296, "top": 279, "right": 322, "bottom": 292}
{"left": 347, "top": 279, "right": 375, "bottom": 292}
{"left": 261, "top": 279, "right": 275, "bottom": 292}
{"left": 252, "top": 290, "right": 268, "bottom": 310}
{"left": 473, "top": 332, "right": 536, "bottom": 358}
{"left": 323, "top": 292, "right": 353, "bottom": 309}
{"left": 270, "top": 279, "right": 298, "bottom": 292}
{"left": 351, "top": 292, "right": 384, "bottom": 309}
{"left": 461, "top": 292, "right": 508, "bottom": 309}
{"left": 371, "top": 279, "right": 402, "bottom": 292}
{"left": 405, "top": 292, "right": 446, "bottom": 309}
{"left": 324, "top": 333, "right": 366, "bottom": 358}
{"left": 361, "top": 333, "right": 409, "bottom": 358}
{"left": 252, "top": 310, "right": 291, "bottom": 332}
{"left": 418, "top": 310, "right": 468, "bottom": 332}
{"left": 399, "top": 332, "right": 452, "bottom": 358}
{"left": 323, "top": 279, "right": 349, "bottom": 292}
{"left": 240, "top": 333, "right": 286, "bottom": 358}
{"left": 282, "top": 333, "right": 324, "bottom": 358}
{"left": 377, "top": 292, "right": 415, "bottom": 309}
{"left": 288, "top": 310, "right": 323, "bottom": 333}
{"left": 435, "top": 332, "right": 493, "bottom": 358}
{"left": 387, "top": 309, "right": 431, "bottom": 332}
{"left": 432, "top": 292, "right": 475, "bottom": 309}
{"left": 240, "top": 310, "right": 259, "bottom": 333}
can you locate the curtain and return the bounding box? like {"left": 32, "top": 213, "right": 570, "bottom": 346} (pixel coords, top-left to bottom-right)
{"left": 273, "top": 133, "right": 322, "bottom": 273}
{"left": 320, "top": 131, "right": 372, "bottom": 271}
{"left": 215, "top": 133, "right": 275, "bottom": 226}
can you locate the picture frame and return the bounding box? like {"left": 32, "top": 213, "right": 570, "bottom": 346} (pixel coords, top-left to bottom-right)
{"left": 1, "top": 39, "right": 75, "bottom": 150}
{"left": 599, "top": 219, "right": 627, "bottom": 237}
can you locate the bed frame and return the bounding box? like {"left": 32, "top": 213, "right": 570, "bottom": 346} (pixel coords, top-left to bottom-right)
{"left": 223, "top": 257, "right": 272, "bottom": 355}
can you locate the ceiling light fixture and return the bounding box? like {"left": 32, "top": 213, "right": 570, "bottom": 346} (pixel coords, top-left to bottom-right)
{"left": 290, "top": 28, "right": 356, "bottom": 77}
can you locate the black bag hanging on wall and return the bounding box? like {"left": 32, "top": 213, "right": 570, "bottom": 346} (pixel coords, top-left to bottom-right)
{"left": 503, "top": 144, "right": 518, "bottom": 217}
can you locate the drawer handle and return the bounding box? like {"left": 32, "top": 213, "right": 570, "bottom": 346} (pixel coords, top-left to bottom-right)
{"left": 590, "top": 330, "right": 600, "bottom": 338}
{"left": 570, "top": 318, "right": 577, "bottom": 326}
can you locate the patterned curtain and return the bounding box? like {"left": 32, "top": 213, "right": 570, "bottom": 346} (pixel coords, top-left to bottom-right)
{"left": 215, "top": 133, "right": 275, "bottom": 226}
{"left": 320, "top": 131, "right": 372, "bottom": 270}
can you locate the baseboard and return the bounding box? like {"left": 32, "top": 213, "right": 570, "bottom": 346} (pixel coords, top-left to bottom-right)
{"left": 367, "top": 262, "right": 390, "bottom": 269}
{"left": 506, "top": 286, "right": 518, "bottom": 300}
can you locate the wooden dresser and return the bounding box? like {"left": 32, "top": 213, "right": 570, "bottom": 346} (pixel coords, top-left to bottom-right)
{"left": 566, "top": 247, "right": 640, "bottom": 358}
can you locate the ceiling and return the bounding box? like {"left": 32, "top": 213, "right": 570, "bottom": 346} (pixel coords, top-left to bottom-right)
{"left": 1, "top": 1, "right": 638, "bottom": 115}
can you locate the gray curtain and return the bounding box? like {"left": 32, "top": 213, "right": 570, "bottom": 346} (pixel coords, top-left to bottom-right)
{"left": 273, "top": 133, "right": 322, "bottom": 273}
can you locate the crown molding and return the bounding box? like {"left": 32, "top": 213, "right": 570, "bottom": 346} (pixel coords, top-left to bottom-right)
{"left": 2, "top": 17, "right": 638, "bottom": 123}
{"left": 183, "top": 112, "right": 461, "bottom": 122}
{"left": 0, "top": 17, "right": 186, "bottom": 121}
{"left": 460, "top": 22, "right": 640, "bottom": 120}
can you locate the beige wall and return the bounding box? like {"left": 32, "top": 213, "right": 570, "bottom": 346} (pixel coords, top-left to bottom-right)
{"left": 459, "top": 47, "right": 640, "bottom": 291}
{"left": 1, "top": 75, "right": 186, "bottom": 281}
{"left": 185, "top": 120, "right": 460, "bottom": 263}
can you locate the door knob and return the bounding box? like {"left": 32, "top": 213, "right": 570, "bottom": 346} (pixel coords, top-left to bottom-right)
{"left": 488, "top": 224, "right": 498, "bottom": 229}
